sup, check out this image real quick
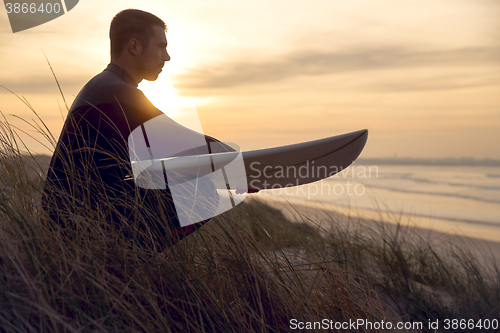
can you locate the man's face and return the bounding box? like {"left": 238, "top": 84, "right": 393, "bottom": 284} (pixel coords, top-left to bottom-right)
{"left": 138, "top": 25, "right": 170, "bottom": 81}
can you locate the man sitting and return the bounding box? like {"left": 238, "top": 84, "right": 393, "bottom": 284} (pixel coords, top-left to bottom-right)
{"left": 42, "top": 9, "right": 223, "bottom": 251}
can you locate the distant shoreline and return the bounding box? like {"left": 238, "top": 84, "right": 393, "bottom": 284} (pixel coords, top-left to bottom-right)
{"left": 256, "top": 196, "right": 500, "bottom": 265}
{"left": 16, "top": 155, "right": 500, "bottom": 171}
{"left": 356, "top": 157, "right": 500, "bottom": 167}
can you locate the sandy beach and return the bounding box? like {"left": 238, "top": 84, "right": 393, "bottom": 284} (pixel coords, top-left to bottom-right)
{"left": 253, "top": 195, "right": 500, "bottom": 266}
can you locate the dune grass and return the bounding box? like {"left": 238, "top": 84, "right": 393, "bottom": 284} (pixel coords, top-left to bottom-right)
{"left": 0, "top": 102, "right": 402, "bottom": 332}
{"left": 318, "top": 209, "right": 500, "bottom": 330}
{"left": 1, "top": 84, "right": 498, "bottom": 332}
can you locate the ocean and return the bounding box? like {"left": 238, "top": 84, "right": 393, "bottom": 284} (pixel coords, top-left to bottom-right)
{"left": 257, "top": 164, "right": 500, "bottom": 242}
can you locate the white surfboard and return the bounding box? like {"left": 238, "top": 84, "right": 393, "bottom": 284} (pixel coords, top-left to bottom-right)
{"left": 134, "top": 129, "right": 368, "bottom": 191}
{"left": 242, "top": 129, "right": 368, "bottom": 190}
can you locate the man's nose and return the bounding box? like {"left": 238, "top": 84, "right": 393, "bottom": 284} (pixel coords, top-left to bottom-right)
{"left": 163, "top": 51, "right": 171, "bottom": 62}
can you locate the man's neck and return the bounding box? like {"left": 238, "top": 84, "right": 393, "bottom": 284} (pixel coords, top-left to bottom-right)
{"left": 110, "top": 59, "right": 142, "bottom": 85}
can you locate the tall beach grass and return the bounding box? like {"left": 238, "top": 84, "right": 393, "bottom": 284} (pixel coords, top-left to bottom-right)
{"left": 0, "top": 81, "right": 499, "bottom": 332}
{"left": 0, "top": 87, "right": 400, "bottom": 332}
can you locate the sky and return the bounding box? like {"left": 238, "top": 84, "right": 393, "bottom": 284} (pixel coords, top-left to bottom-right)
{"left": 1, "top": 0, "right": 499, "bottom": 158}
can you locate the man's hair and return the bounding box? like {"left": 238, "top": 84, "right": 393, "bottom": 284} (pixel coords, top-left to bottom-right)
{"left": 110, "top": 9, "right": 167, "bottom": 57}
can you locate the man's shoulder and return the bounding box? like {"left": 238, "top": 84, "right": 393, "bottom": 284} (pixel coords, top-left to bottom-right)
{"left": 67, "top": 66, "right": 163, "bottom": 133}
{"left": 71, "top": 69, "right": 143, "bottom": 110}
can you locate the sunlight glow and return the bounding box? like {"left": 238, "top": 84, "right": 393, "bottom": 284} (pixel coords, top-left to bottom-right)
{"left": 139, "top": 80, "right": 213, "bottom": 133}
{"left": 139, "top": 80, "right": 191, "bottom": 116}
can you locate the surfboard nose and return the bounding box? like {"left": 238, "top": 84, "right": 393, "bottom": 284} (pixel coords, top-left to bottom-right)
{"left": 354, "top": 129, "right": 368, "bottom": 139}
{"left": 345, "top": 129, "right": 368, "bottom": 163}
{"left": 356, "top": 129, "right": 368, "bottom": 148}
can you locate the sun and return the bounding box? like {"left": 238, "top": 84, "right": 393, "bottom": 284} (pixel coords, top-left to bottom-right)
{"left": 139, "top": 80, "right": 191, "bottom": 116}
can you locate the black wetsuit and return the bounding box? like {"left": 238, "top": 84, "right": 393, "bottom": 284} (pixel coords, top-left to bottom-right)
{"left": 42, "top": 64, "right": 213, "bottom": 250}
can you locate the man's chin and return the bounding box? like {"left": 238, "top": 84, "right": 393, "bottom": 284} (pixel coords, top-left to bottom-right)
{"left": 144, "top": 73, "right": 160, "bottom": 81}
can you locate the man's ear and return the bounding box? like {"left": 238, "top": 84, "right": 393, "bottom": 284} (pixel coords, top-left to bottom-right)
{"left": 127, "top": 38, "right": 143, "bottom": 56}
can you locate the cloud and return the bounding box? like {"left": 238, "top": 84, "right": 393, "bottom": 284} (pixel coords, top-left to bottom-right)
{"left": 0, "top": 76, "right": 86, "bottom": 95}
{"left": 372, "top": 72, "right": 500, "bottom": 92}
{"left": 174, "top": 46, "right": 500, "bottom": 91}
